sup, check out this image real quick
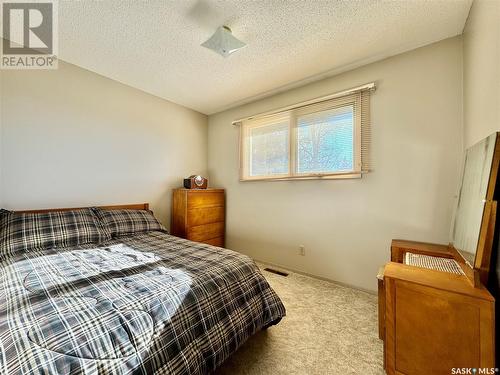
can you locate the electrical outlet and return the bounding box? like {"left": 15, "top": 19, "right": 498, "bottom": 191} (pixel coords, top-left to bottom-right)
{"left": 299, "top": 245, "right": 306, "bottom": 256}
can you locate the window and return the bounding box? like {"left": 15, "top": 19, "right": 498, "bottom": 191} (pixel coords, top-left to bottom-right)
{"left": 238, "top": 84, "right": 373, "bottom": 181}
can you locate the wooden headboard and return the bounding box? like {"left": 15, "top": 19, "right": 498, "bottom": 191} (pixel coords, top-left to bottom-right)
{"left": 14, "top": 203, "right": 149, "bottom": 214}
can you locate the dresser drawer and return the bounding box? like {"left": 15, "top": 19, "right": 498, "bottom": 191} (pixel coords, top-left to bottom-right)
{"left": 187, "top": 191, "right": 224, "bottom": 209}
{"left": 187, "top": 207, "right": 224, "bottom": 227}
{"left": 203, "top": 237, "right": 225, "bottom": 247}
{"left": 187, "top": 222, "right": 224, "bottom": 242}
{"left": 172, "top": 188, "right": 226, "bottom": 246}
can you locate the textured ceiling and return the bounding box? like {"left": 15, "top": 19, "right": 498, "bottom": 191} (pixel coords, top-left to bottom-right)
{"left": 55, "top": 0, "right": 472, "bottom": 114}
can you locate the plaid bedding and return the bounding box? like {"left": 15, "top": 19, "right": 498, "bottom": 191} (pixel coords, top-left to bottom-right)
{"left": 93, "top": 209, "right": 167, "bottom": 238}
{"left": 0, "top": 209, "right": 110, "bottom": 258}
{"left": 0, "top": 232, "right": 285, "bottom": 375}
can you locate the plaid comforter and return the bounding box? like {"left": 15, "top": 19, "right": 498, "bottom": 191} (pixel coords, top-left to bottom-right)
{"left": 0, "top": 232, "right": 285, "bottom": 375}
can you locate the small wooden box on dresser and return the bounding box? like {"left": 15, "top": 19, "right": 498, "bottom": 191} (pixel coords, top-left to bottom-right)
{"left": 171, "top": 188, "right": 225, "bottom": 247}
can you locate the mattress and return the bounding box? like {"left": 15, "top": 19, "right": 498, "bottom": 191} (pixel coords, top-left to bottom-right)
{"left": 0, "top": 231, "right": 285, "bottom": 374}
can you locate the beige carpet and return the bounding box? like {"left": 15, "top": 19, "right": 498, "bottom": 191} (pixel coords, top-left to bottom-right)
{"left": 216, "top": 264, "right": 384, "bottom": 375}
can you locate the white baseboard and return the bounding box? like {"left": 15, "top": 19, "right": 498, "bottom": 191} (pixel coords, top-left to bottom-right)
{"left": 254, "top": 258, "right": 377, "bottom": 296}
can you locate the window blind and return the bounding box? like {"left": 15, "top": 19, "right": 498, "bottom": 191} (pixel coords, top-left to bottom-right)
{"left": 360, "top": 88, "right": 372, "bottom": 172}
{"left": 237, "top": 83, "right": 374, "bottom": 181}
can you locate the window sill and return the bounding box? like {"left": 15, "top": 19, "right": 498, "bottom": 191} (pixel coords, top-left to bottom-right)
{"left": 240, "top": 173, "right": 362, "bottom": 182}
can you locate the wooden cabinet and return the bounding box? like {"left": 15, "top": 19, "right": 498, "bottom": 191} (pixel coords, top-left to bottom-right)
{"left": 379, "top": 134, "right": 499, "bottom": 373}
{"left": 379, "top": 240, "right": 495, "bottom": 374}
{"left": 171, "top": 188, "right": 225, "bottom": 247}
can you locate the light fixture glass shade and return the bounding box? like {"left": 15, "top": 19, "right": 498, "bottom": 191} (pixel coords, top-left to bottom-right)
{"left": 201, "top": 26, "right": 246, "bottom": 58}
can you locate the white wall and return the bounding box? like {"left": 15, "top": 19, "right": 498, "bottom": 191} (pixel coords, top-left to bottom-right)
{"left": 0, "top": 61, "right": 208, "bottom": 226}
{"left": 208, "top": 37, "right": 463, "bottom": 291}
{"left": 463, "top": 0, "right": 500, "bottom": 148}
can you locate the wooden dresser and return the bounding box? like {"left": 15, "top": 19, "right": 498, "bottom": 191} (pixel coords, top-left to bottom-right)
{"left": 379, "top": 240, "right": 495, "bottom": 374}
{"left": 171, "top": 188, "right": 225, "bottom": 247}
{"left": 378, "top": 133, "right": 500, "bottom": 374}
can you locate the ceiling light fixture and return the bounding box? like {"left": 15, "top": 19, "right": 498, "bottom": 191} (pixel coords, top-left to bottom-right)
{"left": 201, "top": 26, "right": 246, "bottom": 58}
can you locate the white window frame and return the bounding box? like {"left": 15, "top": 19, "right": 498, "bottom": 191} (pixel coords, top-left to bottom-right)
{"left": 240, "top": 112, "right": 292, "bottom": 181}
{"left": 238, "top": 88, "right": 369, "bottom": 182}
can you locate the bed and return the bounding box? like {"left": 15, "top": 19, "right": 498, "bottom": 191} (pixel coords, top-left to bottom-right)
{"left": 0, "top": 204, "right": 285, "bottom": 375}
